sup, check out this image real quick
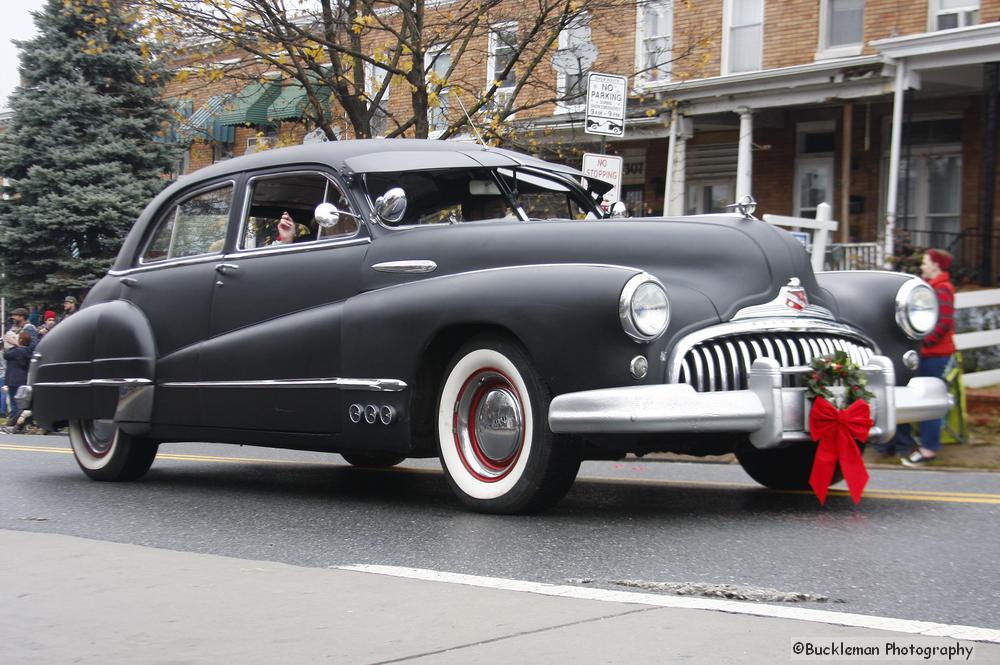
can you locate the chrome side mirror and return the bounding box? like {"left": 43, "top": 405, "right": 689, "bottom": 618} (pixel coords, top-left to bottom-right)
{"left": 374, "top": 187, "right": 407, "bottom": 224}
{"left": 609, "top": 201, "right": 629, "bottom": 219}
{"left": 314, "top": 202, "right": 344, "bottom": 228}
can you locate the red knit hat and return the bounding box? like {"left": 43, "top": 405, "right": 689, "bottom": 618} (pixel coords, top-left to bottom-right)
{"left": 44, "top": 310, "right": 57, "bottom": 321}
{"left": 927, "top": 249, "right": 952, "bottom": 272}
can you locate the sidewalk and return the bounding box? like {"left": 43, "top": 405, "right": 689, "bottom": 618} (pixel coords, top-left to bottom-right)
{"left": 1, "top": 530, "right": 996, "bottom": 664}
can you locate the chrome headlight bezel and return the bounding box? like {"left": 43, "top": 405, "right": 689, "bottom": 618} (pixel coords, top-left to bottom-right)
{"left": 619, "top": 273, "right": 670, "bottom": 343}
{"left": 895, "top": 278, "right": 939, "bottom": 340}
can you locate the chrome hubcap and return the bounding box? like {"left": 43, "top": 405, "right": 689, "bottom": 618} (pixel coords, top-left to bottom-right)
{"left": 454, "top": 369, "right": 524, "bottom": 481}
{"left": 81, "top": 419, "right": 116, "bottom": 457}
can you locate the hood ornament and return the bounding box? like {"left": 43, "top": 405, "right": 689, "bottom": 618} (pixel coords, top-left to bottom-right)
{"left": 783, "top": 278, "right": 808, "bottom": 311}
{"left": 726, "top": 195, "right": 757, "bottom": 219}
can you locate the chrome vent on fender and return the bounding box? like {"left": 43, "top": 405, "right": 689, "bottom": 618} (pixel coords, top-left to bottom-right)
{"left": 677, "top": 332, "right": 875, "bottom": 393}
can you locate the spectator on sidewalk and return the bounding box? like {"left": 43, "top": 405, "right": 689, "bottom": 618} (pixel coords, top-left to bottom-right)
{"left": 63, "top": 296, "right": 79, "bottom": 317}
{"left": 38, "top": 310, "right": 58, "bottom": 338}
{"left": 5, "top": 308, "right": 38, "bottom": 351}
{"left": 4, "top": 330, "right": 33, "bottom": 429}
{"left": 876, "top": 249, "right": 956, "bottom": 467}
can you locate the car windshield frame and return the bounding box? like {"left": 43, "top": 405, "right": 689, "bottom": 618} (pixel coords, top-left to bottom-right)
{"left": 362, "top": 165, "right": 604, "bottom": 229}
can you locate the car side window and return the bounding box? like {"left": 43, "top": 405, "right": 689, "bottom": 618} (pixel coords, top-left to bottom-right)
{"left": 240, "top": 172, "right": 358, "bottom": 249}
{"left": 141, "top": 184, "right": 233, "bottom": 263}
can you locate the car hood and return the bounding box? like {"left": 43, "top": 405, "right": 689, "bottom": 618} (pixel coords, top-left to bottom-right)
{"left": 363, "top": 214, "right": 839, "bottom": 323}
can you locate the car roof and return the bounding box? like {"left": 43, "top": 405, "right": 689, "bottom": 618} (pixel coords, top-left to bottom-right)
{"left": 175, "top": 139, "right": 588, "bottom": 185}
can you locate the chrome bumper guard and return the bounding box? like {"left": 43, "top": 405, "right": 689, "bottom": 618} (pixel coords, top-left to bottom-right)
{"left": 548, "top": 356, "right": 953, "bottom": 449}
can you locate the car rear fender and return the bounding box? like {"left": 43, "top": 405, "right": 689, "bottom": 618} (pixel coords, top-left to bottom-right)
{"left": 28, "top": 300, "right": 156, "bottom": 432}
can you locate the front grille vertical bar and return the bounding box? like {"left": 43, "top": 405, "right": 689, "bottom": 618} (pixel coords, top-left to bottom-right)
{"left": 799, "top": 338, "right": 814, "bottom": 364}
{"left": 808, "top": 338, "right": 823, "bottom": 360}
{"left": 700, "top": 346, "right": 717, "bottom": 392}
{"left": 713, "top": 345, "right": 730, "bottom": 391}
{"left": 737, "top": 339, "right": 753, "bottom": 389}
{"left": 681, "top": 358, "right": 692, "bottom": 386}
{"left": 785, "top": 336, "right": 801, "bottom": 367}
{"left": 773, "top": 337, "right": 789, "bottom": 368}
{"left": 725, "top": 341, "right": 742, "bottom": 389}
{"left": 690, "top": 350, "right": 705, "bottom": 392}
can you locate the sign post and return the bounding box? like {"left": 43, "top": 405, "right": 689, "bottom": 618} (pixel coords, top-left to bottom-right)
{"left": 585, "top": 72, "right": 627, "bottom": 138}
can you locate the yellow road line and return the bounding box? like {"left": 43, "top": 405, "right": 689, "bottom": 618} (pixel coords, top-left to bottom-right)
{"left": 2, "top": 442, "right": 999, "bottom": 504}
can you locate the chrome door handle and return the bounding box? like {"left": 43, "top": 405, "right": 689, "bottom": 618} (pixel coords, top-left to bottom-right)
{"left": 119, "top": 277, "right": 138, "bottom": 287}
{"left": 215, "top": 263, "right": 240, "bottom": 274}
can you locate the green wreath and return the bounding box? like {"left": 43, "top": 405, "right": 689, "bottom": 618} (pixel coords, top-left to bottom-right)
{"left": 805, "top": 349, "right": 874, "bottom": 408}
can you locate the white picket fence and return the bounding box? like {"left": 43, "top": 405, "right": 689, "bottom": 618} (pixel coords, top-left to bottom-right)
{"left": 955, "top": 289, "right": 1000, "bottom": 388}
{"left": 761, "top": 204, "right": 999, "bottom": 388}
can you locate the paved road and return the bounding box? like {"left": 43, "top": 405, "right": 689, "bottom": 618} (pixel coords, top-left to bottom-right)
{"left": 2, "top": 433, "right": 998, "bottom": 631}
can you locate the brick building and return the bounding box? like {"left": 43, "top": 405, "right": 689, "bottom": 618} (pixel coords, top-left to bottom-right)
{"left": 162, "top": 1, "right": 1000, "bottom": 279}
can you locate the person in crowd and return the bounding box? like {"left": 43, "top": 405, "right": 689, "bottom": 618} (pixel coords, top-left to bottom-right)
{"left": 0, "top": 352, "right": 7, "bottom": 420}
{"left": 876, "top": 249, "right": 956, "bottom": 467}
{"left": 6, "top": 308, "right": 38, "bottom": 351}
{"left": 38, "top": 310, "right": 59, "bottom": 338}
{"left": 63, "top": 296, "right": 79, "bottom": 317}
{"left": 4, "top": 330, "right": 33, "bottom": 430}
{"left": 28, "top": 305, "right": 42, "bottom": 327}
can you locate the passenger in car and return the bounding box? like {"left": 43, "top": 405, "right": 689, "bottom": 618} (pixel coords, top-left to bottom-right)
{"left": 274, "top": 211, "right": 313, "bottom": 244}
{"left": 462, "top": 196, "right": 512, "bottom": 221}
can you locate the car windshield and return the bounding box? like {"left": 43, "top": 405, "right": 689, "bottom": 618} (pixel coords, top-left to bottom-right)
{"left": 363, "top": 166, "right": 599, "bottom": 226}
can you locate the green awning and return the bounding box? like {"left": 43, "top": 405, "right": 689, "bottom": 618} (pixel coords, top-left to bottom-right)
{"left": 266, "top": 82, "right": 331, "bottom": 122}
{"left": 216, "top": 80, "right": 282, "bottom": 126}
{"left": 171, "top": 96, "right": 235, "bottom": 144}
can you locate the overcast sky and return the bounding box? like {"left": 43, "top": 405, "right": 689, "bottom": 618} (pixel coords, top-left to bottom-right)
{"left": 0, "top": 0, "right": 48, "bottom": 112}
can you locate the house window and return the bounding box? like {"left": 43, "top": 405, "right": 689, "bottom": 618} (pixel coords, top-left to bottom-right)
{"left": 636, "top": 1, "right": 673, "bottom": 84}
{"left": 425, "top": 46, "right": 451, "bottom": 135}
{"left": 932, "top": 0, "right": 979, "bottom": 30}
{"left": 818, "top": 0, "right": 865, "bottom": 59}
{"left": 365, "top": 60, "right": 392, "bottom": 138}
{"left": 555, "top": 12, "right": 593, "bottom": 111}
{"left": 882, "top": 118, "right": 963, "bottom": 249}
{"left": 724, "top": 0, "right": 763, "bottom": 74}
{"left": 487, "top": 23, "right": 518, "bottom": 91}
{"left": 795, "top": 122, "right": 836, "bottom": 219}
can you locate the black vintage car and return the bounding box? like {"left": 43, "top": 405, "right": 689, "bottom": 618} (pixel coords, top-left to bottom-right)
{"left": 23, "top": 139, "right": 951, "bottom": 513}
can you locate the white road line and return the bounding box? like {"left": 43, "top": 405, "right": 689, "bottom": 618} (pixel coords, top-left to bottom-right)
{"left": 339, "top": 564, "right": 1000, "bottom": 644}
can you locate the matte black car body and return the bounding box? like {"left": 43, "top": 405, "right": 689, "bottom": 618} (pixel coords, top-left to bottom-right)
{"left": 27, "top": 140, "right": 951, "bottom": 512}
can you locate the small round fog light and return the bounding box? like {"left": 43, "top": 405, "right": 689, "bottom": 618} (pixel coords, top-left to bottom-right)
{"left": 630, "top": 355, "right": 649, "bottom": 380}
{"left": 902, "top": 350, "right": 920, "bottom": 370}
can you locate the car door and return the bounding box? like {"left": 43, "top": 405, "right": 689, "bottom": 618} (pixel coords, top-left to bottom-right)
{"left": 120, "top": 179, "right": 238, "bottom": 426}
{"left": 200, "top": 169, "right": 370, "bottom": 434}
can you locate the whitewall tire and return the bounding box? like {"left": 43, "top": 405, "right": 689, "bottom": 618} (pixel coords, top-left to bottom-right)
{"left": 68, "top": 419, "right": 158, "bottom": 481}
{"left": 437, "top": 335, "right": 580, "bottom": 513}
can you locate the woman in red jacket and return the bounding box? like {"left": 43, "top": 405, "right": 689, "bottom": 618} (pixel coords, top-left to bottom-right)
{"left": 877, "top": 249, "right": 956, "bottom": 466}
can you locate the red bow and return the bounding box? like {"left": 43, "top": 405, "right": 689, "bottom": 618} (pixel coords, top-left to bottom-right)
{"left": 808, "top": 397, "right": 873, "bottom": 505}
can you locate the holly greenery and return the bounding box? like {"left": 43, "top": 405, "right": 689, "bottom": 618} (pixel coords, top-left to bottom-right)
{"left": 0, "top": 0, "right": 177, "bottom": 303}
{"left": 805, "top": 350, "right": 875, "bottom": 408}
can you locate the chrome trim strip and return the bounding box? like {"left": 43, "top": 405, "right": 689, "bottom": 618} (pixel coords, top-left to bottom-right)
{"left": 32, "top": 378, "right": 153, "bottom": 388}
{"left": 372, "top": 260, "right": 438, "bottom": 274}
{"left": 666, "top": 318, "right": 879, "bottom": 385}
{"left": 157, "top": 378, "right": 407, "bottom": 392}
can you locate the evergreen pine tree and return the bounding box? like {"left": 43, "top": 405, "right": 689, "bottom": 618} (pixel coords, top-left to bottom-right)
{"left": 0, "top": 0, "right": 176, "bottom": 303}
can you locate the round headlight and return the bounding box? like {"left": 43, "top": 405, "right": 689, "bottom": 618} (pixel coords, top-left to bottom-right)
{"left": 620, "top": 274, "right": 669, "bottom": 342}
{"left": 895, "top": 279, "right": 939, "bottom": 339}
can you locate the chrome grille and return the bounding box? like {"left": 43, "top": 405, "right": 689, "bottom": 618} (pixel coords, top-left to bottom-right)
{"left": 678, "top": 332, "right": 874, "bottom": 392}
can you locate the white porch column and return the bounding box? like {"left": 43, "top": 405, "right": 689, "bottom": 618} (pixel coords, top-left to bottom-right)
{"left": 663, "top": 108, "right": 688, "bottom": 216}
{"left": 884, "top": 60, "right": 907, "bottom": 266}
{"left": 736, "top": 107, "right": 754, "bottom": 200}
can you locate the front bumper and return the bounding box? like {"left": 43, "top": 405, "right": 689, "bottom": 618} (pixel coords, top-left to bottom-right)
{"left": 548, "top": 356, "right": 953, "bottom": 448}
